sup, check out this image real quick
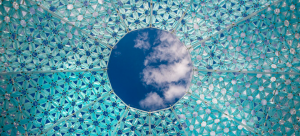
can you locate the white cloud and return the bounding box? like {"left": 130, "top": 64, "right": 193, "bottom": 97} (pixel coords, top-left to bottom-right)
{"left": 142, "top": 57, "right": 191, "bottom": 85}
{"left": 139, "top": 30, "right": 192, "bottom": 109}
{"left": 144, "top": 59, "right": 148, "bottom": 66}
{"left": 145, "top": 31, "right": 188, "bottom": 64}
{"left": 163, "top": 84, "right": 187, "bottom": 102}
{"left": 134, "top": 32, "right": 150, "bottom": 50}
{"left": 142, "top": 31, "right": 192, "bottom": 85}
{"left": 114, "top": 51, "right": 121, "bottom": 56}
{"left": 139, "top": 92, "right": 166, "bottom": 110}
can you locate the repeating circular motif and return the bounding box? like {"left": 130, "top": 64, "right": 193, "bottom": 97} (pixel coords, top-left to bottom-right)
{"left": 0, "top": 0, "right": 300, "bottom": 135}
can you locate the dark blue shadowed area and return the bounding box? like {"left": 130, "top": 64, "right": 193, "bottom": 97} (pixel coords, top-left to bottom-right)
{"left": 108, "top": 28, "right": 191, "bottom": 111}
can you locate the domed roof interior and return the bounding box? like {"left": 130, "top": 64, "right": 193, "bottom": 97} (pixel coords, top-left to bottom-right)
{"left": 0, "top": 0, "right": 300, "bottom": 135}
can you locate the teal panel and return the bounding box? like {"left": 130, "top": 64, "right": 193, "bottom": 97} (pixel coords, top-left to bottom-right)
{"left": 175, "top": 94, "right": 257, "bottom": 135}
{"left": 115, "top": 108, "right": 150, "bottom": 136}
{"left": 190, "top": 0, "right": 300, "bottom": 72}
{"left": 111, "top": 0, "right": 151, "bottom": 31}
{"left": 150, "top": 109, "right": 186, "bottom": 135}
{"left": 176, "top": 0, "right": 276, "bottom": 47}
{"left": 32, "top": 0, "right": 127, "bottom": 46}
{"left": 151, "top": 0, "right": 191, "bottom": 31}
{"left": 45, "top": 93, "right": 126, "bottom": 135}
{"left": 0, "top": 71, "right": 111, "bottom": 135}
{"left": 0, "top": 0, "right": 110, "bottom": 73}
{"left": 189, "top": 71, "right": 300, "bottom": 135}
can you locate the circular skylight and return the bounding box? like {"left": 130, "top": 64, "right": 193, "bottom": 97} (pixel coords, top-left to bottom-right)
{"left": 108, "top": 28, "right": 192, "bottom": 111}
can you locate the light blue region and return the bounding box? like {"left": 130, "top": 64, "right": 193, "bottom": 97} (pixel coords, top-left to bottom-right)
{"left": 0, "top": 0, "right": 300, "bottom": 136}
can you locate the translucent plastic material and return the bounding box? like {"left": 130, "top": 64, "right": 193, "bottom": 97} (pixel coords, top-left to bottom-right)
{"left": 0, "top": 0, "right": 299, "bottom": 135}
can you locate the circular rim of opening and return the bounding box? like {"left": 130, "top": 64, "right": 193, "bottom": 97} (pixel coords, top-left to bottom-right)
{"left": 106, "top": 28, "right": 194, "bottom": 112}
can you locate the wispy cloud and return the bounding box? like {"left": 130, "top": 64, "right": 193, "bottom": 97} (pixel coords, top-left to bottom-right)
{"left": 139, "top": 31, "right": 192, "bottom": 110}
{"left": 114, "top": 51, "right": 121, "bottom": 57}
{"left": 145, "top": 31, "right": 188, "bottom": 64}
{"left": 139, "top": 92, "right": 166, "bottom": 110}
{"left": 134, "top": 32, "right": 150, "bottom": 50}
{"left": 142, "top": 57, "right": 191, "bottom": 85}
{"left": 163, "top": 84, "right": 187, "bottom": 102}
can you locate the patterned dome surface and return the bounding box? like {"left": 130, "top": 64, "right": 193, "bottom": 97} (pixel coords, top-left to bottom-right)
{"left": 0, "top": 0, "right": 300, "bottom": 135}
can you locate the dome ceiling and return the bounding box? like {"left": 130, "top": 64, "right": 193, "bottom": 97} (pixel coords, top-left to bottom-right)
{"left": 0, "top": 0, "right": 300, "bottom": 135}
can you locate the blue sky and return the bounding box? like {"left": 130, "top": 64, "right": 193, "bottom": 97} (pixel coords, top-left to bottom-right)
{"left": 108, "top": 28, "right": 192, "bottom": 111}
